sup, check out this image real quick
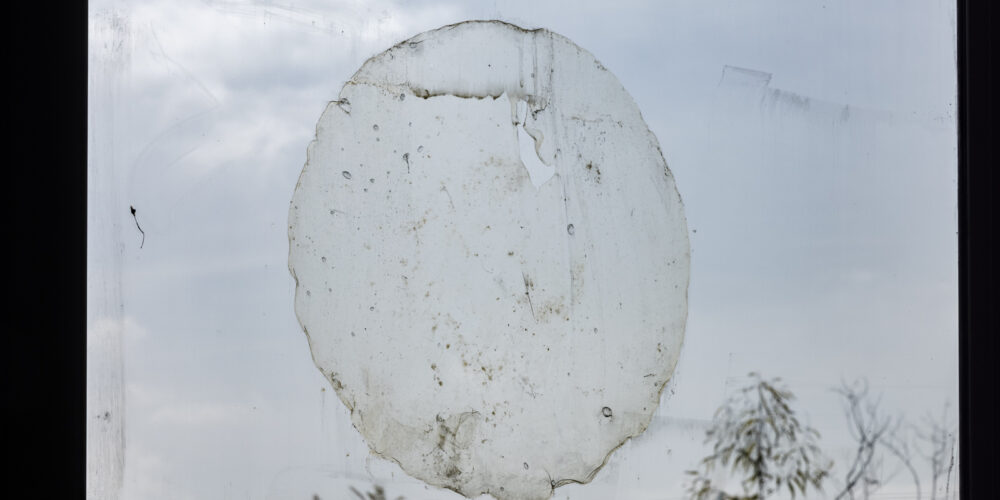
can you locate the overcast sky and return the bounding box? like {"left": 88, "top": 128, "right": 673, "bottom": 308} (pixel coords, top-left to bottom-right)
{"left": 88, "top": 1, "right": 957, "bottom": 499}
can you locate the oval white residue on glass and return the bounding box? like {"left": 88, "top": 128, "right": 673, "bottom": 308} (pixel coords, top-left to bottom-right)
{"left": 288, "top": 20, "right": 689, "bottom": 500}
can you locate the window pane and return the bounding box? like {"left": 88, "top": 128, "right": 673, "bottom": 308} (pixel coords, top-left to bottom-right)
{"left": 88, "top": 1, "right": 958, "bottom": 499}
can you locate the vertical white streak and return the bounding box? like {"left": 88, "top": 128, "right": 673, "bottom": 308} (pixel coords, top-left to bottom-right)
{"left": 87, "top": 6, "right": 131, "bottom": 500}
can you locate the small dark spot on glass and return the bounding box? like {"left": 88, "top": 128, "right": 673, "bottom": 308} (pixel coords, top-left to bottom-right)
{"left": 567, "top": 224, "right": 575, "bottom": 235}
{"left": 342, "top": 171, "right": 352, "bottom": 179}
{"left": 602, "top": 406, "right": 613, "bottom": 417}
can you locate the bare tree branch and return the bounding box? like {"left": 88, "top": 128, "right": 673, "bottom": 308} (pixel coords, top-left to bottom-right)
{"left": 832, "top": 379, "right": 892, "bottom": 500}
{"left": 916, "top": 403, "right": 956, "bottom": 500}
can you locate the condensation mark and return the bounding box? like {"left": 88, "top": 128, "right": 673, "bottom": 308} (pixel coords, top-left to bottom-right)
{"left": 288, "top": 20, "right": 689, "bottom": 500}
{"left": 719, "top": 64, "right": 893, "bottom": 125}
{"left": 718, "top": 64, "right": 772, "bottom": 88}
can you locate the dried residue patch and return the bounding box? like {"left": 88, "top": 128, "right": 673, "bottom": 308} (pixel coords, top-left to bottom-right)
{"left": 288, "top": 20, "right": 689, "bottom": 500}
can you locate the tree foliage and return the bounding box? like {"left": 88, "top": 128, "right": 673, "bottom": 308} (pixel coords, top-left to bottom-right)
{"left": 348, "top": 484, "right": 404, "bottom": 500}
{"left": 686, "top": 373, "right": 831, "bottom": 500}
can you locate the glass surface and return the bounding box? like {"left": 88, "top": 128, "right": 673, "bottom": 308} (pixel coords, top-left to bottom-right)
{"left": 88, "top": 1, "right": 958, "bottom": 499}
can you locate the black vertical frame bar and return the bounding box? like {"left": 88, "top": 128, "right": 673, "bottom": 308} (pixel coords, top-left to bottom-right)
{"left": 958, "top": 1, "right": 999, "bottom": 499}
{"left": 8, "top": 1, "right": 88, "bottom": 498}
